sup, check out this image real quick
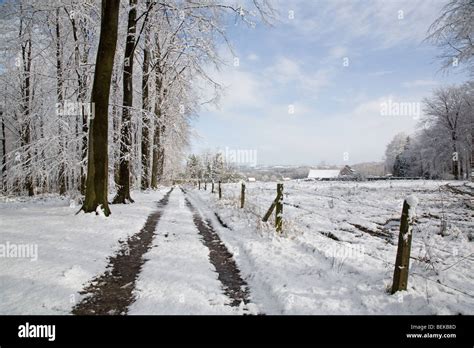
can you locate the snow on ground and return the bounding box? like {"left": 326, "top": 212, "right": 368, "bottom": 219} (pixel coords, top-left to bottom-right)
{"left": 129, "top": 189, "right": 239, "bottom": 314}
{"left": 189, "top": 180, "right": 474, "bottom": 314}
{"left": 0, "top": 189, "right": 167, "bottom": 314}
{"left": 1, "top": 180, "right": 472, "bottom": 315}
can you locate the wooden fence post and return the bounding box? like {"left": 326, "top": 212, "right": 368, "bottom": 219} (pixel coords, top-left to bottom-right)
{"left": 391, "top": 197, "right": 417, "bottom": 294}
{"left": 198, "top": 180, "right": 201, "bottom": 190}
{"left": 275, "top": 183, "right": 283, "bottom": 233}
{"left": 218, "top": 181, "right": 222, "bottom": 200}
{"left": 211, "top": 181, "right": 214, "bottom": 193}
{"left": 240, "top": 182, "right": 245, "bottom": 208}
{"left": 262, "top": 199, "right": 277, "bottom": 222}
{"left": 204, "top": 182, "right": 207, "bottom": 191}
{"left": 262, "top": 183, "right": 284, "bottom": 233}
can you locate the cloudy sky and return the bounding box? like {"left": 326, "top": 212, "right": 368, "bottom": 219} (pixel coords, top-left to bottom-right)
{"left": 191, "top": 0, "right": 469, "bottom": 166}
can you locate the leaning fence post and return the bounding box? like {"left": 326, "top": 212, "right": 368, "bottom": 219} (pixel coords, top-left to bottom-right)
{"left": 275, "top": 183, "right": 283, "bottom": 233}
{"left": 391, "top": 195, "right": 418, "bottom": 294}
{"left": 218, "top": 181, "right": 222, "bottom": 200}
{"left": 262, "top": 183, "right": 283, "bottom": 227}
{"left": 240, "top": 182, "right": 245, "bottom": 208}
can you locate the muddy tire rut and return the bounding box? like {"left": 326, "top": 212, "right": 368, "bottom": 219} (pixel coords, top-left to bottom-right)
{"left": 183, "top": 192, "right": 252, "bottom": 309}
{"left": 71, "top": 189, "right": 173, "bottom": 315}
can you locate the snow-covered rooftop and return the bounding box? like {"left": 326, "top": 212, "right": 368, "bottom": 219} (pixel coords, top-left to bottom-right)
{"left": 307, "top": 169, "right": 340, "bottom": 179}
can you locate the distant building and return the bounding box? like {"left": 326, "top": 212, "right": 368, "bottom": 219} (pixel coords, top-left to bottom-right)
{"left": 307, "top": 169, "right": 340, "bottom": 180}
{"left": 247, "top": 177, "right": 256, "bottom": 182}
{"left": 339, "top": 165, "right": 364, "bottom": 181}
{"left": 339, "top": 165, "right": 356, "bottom": 177}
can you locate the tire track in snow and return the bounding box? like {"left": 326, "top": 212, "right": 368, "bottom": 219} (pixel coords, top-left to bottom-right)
{"left": 182, "top": 188, "right": 252, "bottom": 309}
{"left": 71, "top": 189, "right": 173, "bottom": 315}
{"left": 129, "top": 188, "right": 245, "bottom": 314}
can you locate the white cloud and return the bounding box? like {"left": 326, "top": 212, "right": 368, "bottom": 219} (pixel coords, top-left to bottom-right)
{"left": 275, "top": 0, "right": 443, "bottom": 49}
{"left": 191, "top": 0, "right": 455, "bottom": 165}
{"left": 202, "top": 54, "right": 334, "bottom": 116}
{"left": 196, "top": 85, "right": 424, "bottom": 165}
{"left": 206, "top": 69, "right": 265, "bottom": 116}
{"left": 263, "top": 56, "right": 333, "bottom": 97}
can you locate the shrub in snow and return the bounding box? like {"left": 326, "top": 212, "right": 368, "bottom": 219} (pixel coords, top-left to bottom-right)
{"left": 444, "top": 225, "right": 466, "bottom": 241}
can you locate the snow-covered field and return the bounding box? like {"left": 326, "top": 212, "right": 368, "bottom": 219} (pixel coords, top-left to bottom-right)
{"left": 190, "top": 180, "right": 474, "bottom": 314}
{"left": 0, "top": 180, "right": 472, "bottom": 315}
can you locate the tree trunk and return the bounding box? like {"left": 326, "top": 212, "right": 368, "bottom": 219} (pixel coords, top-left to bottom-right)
{"left": 69, "top": 9, "right": 90, "bottom": 195}
{"left": 151, "top": 63, "right": 163, "bottom": 189}
{"left": 21, "top": 35, "right": 34, "bottom": 196}
{"left": 113, "top": 0, "right": 137, "bottom": 204}
{"left": 1, "top": 108, "right": 5, "bottom": 191}
{"left": 56, "top": 8, "right": 67, "bottom": 195}
{"left": 158, "top": 138, "right": 165, "bottom": 178}
{"left": 111, "top": 72, "right": 120, "bottom": 186}
{"left": 81, "top": 0, "right": 120, "bottom": 216}
{"left": 150, "top": 115, "right": 161, "bottom": 189}
{"left": 18, "top": 3, "right": 34, "bottom": 196}
{"left": 471, "top": 128, "right": 474, "bottom": 182}
{"left": 140, "top": 2, "right": 151, "bottom": 190}
{"left": 452, "top": 132, "right": 459, "bottom": 180}
{"left": 149, "top": 28, "right": 165, "bottom": 190}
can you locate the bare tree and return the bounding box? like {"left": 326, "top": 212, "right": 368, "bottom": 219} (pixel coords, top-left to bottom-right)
{"left": 140, "top": 0, "right": 152, "bottom": 190}
{"left": 113, "top": 0, "right": 138, "bottom": 204}
{"left": 0, "top": 105, "right": 5, "bottom": 191}
{"left": 54, "top": 8, "right": 67, "bottom": 195}
{"left": 426, "top": 0, "right": 474, "bottom": 72}
{"left": 82, "top": 0, "right": 120, "bottom": 216}
{"left": 427, "top": 0, "right": 474, "bottom": 181}
{"left": 18, "top": 2, "right": 34, "bottom": 196}
{"left": 422, "top": 86, "right": 471, "bottom": 180}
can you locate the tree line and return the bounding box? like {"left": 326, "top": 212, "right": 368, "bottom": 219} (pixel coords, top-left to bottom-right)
{"left": 385, "top": 0, "right": 474, "bottom": 180}
{"left": 184, "top": 151, "right": 245, "bottom": 183}
{"left": 0, "top": 0, "right": 274, "bottom": 215}
{"left": 385, "top": 83, "right": 474, "bottom": 179}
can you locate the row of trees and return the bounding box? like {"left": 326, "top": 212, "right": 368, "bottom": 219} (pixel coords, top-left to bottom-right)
{"left": 385, "top": 0, "right": 474, "bottom": 180}
{"left": 184, "top": 151, "right": 244, "bottom": 183}
{"left": 385, "top": 83, "right": 474, "bottom": 179}
{"left": 0, "top": 0, "right": 274, "bottom": 215}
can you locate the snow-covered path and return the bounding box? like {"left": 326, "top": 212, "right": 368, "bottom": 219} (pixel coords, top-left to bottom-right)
{"left": 129, "top": 188, "right": 253, "bottom": 314}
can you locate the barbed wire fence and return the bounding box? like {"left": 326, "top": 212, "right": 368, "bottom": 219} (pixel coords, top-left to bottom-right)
{"left": 185, "top": 179, "right": 474, "bottom": 301}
